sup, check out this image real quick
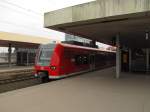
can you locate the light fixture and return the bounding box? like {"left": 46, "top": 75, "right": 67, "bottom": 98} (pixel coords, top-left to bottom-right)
{"left": 146, "top": 31, "right": 149, "bottom": 40}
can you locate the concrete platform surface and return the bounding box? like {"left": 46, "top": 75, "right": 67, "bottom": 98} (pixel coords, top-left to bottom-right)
{"left": 0, "top": 66, "right": 34, "bottom": 80}
{"left": 0, "top": 67, "right": 150, "bottom": 112}
{"left": 0, "top": 66, "right": 33, "bottom": 72}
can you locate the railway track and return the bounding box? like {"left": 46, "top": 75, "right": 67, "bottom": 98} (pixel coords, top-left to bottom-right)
{"left": 0, "top": 64, "right": 114, "bottom": 85}
{"left": 0, "top": 70, "right": 37, "bottom": 85}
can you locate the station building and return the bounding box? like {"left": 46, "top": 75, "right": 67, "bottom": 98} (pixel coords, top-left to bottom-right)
{"left": 0, "top": 31, "right": 56, "bottom": 66}
{"left": 44, "top": 0, "right": 150, "bottom": 78}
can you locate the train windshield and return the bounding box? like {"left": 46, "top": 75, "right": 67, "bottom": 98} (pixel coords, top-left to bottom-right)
{"left": 37, "top": 44, "right": 56, "bottom": 66}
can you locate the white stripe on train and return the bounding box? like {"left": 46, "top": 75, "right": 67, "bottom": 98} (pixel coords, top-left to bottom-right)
{"left": 49, "top": 69, "right": 92, "bottom": 79}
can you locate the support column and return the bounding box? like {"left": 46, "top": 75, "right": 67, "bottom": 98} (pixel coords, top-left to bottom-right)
{"left": 146, "top": 48, "right": 149, "bottom": 73}
{"left": 27, "top": 50, "right": 29, "bottom": 66}
{"left": 8, "top": 43, "right": 12, "bottom": 67}
{"left": 116, "top": 35, "right": 121, "bottom": 79}
{"left": 15, "top": 47, "right": 18, "bottom": 65}
{"left": 129, "top": 48, "right": 132, "bottom": 72}
{"left": 21, "top": 51, "right": 23, "bottom": 65}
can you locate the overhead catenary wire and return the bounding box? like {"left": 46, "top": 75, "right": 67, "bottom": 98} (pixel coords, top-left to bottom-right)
{"left": 0, "top": 1, "right": 44, "bottom": 31}
{"left": 0, "top": 1, "right": 43, "bottom": 19}
{"left": 1, "top": 0, "right": 43, "bottom": 16}
{"left": 0, "top": 1, "right": 55, "bottom": 38}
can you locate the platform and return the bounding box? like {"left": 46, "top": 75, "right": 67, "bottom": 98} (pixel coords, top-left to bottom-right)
{"left": 0, "top": 67, "right": 150, "bottom": 112}
{"left": 0, "top": 66, "right": 34, "bottom": 80}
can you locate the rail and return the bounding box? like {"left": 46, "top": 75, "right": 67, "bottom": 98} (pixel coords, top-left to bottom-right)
{"left": 0, "top": 69, "right": 37, "bottom": 85}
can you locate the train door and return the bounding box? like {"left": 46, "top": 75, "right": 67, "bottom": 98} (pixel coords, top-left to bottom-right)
{"left": 89, "top": 54, "right": 95, "bottom": 70}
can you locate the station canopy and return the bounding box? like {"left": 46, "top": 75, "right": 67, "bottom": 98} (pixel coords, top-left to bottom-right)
{"left": 0, "top": 31, "right": 53, "bottom": 48}
{"left": 44, "top": 0, "right": 150, "bottom": 48}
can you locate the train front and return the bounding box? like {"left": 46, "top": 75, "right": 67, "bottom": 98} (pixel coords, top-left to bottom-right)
{"left": 34, "top": 43, "right": 56, "bottom": 82}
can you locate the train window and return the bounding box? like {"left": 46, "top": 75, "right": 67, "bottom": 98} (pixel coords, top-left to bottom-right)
{"left": 75, "top": 55, "right": 82, "bottom": 65}
{"left": 38, "top": 49, "right": 53, "bottom": 66}
{"left": 75, "top": 55, "right": 89, "bottom": 65}
{"left": 82, "top": 55, "right": 89, "bottom": 64}
{"left": 37, "top": 43, "right": 56, "bottom": 66}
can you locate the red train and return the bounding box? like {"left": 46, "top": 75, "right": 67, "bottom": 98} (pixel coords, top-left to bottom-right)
{"left": 34, "top": 43, "right": 115, "bottom": 82}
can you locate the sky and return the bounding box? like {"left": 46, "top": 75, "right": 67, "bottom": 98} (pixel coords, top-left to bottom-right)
{"left": 0, "top": 0, "right": 111, "bottom": 52}
{"left": 0, "top": 0, "right": 95, "bottom": 41}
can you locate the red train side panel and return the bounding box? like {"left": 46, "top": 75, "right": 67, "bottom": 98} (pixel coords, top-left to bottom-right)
{"left": 34, "top": 43, "right": 115, "bottom": 81}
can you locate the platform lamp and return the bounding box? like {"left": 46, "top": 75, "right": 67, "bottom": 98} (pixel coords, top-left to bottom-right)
{"left": 145, "top": 31, "right": 149, "bottom": 40}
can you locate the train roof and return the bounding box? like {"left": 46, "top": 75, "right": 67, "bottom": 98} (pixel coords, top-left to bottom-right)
{"left": 59, "top": 43, "right": 116, "bottom": 53}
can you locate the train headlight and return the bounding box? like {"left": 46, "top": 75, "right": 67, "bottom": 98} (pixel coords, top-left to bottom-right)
{"left": 50, "top": 66, "right": 56, "bottom": 70}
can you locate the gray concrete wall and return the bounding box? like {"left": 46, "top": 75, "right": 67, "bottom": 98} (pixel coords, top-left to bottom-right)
{"left": 45, "top": 0, "right": 150, "bottom": 27}
{"left": 44, "top": 7, "right": 73, "bottom": 27}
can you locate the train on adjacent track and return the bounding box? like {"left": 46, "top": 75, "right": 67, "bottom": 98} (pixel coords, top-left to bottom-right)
{"left": 34, "top": 42, "right": 116, "bottom": 82}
